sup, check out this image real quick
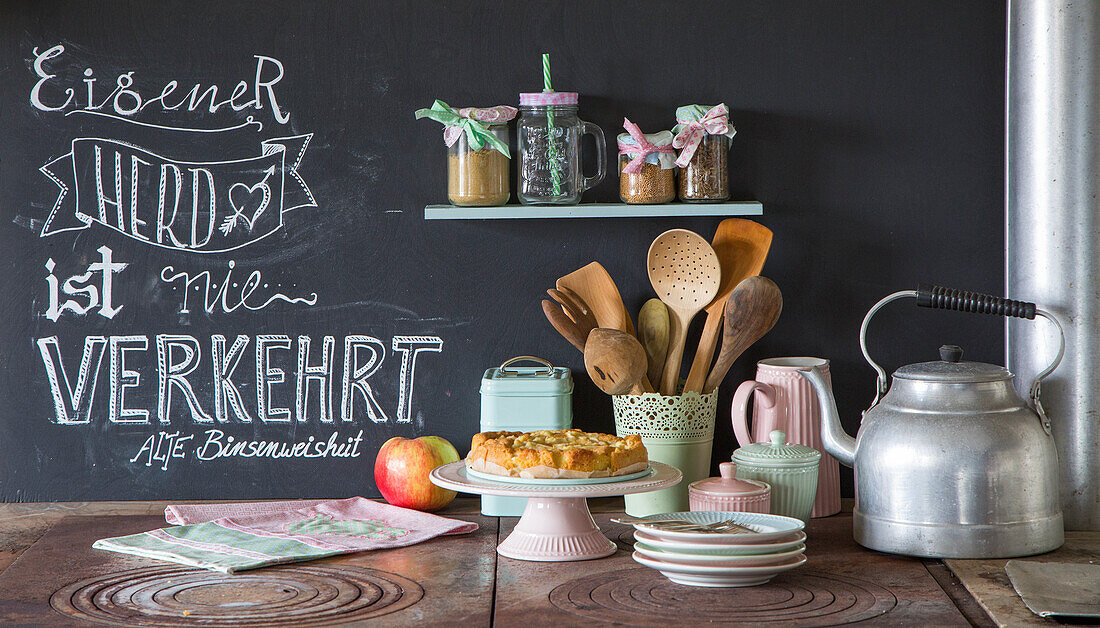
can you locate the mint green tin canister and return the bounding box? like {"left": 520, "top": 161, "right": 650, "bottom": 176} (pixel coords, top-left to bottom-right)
{"left": 479, "top": 356, "right": 573, "bottom": 516}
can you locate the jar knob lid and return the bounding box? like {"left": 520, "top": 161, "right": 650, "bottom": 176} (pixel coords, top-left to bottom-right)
{"left": 769, "top": 430, "right": 786, "bottom": 446}
{"left": 718, "top": 462, "right": 737, "bottom": 478}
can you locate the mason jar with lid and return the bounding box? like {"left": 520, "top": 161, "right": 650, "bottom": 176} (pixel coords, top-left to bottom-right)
{"left": 517, "top": 92, "right": 605, "bottom": 205}
{"left": 618, "top": 119, "right": 676, "bottom": 204}
{"left": 415, "top": 100, "right": 516, "bottom": 206}
{"left": 672, "top": 103, "right": 736, "bottom": 202}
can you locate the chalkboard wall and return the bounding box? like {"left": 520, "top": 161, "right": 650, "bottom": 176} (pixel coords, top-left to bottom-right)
{"left": 0, "top": 1, "right": 1007, "bottom": 501}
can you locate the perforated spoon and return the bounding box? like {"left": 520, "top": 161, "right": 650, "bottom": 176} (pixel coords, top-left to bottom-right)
{"left": 647, "top": 229, "right": 721, "bottom": 395}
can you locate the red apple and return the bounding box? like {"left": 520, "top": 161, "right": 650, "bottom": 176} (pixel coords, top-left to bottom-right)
{"left": 374, "top": 436, "right": 459, "bottom": 511}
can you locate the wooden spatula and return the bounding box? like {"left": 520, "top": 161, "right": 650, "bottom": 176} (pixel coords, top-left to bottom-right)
{"left": 683, "top": 219, "right": 773, "bottom": 393}
{"left": 556, "top": 262, "right": 636, "bottom": 337}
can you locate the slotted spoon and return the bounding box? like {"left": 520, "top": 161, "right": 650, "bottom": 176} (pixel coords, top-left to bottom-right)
{"left": 647, "top": 229, "right": 721, "bottom": 395}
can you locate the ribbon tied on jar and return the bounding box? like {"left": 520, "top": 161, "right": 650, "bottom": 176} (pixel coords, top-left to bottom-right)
{"left": 618, "top": 118, "right": 677, "bottom": 174}
{"left": 671, "top": 103, "right": 736, "bottom": 168}
{"left": 415, "top": 100, "right": 517, "bottom": 158}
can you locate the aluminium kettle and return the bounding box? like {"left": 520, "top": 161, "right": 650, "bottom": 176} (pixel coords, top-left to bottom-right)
{"left": 799, "top": 284, "right": 1065, "bottom": 558}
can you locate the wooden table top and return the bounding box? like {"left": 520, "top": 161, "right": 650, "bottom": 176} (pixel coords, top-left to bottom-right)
{"left": 0, "top": 497, "right": 1086, "bottom": 626}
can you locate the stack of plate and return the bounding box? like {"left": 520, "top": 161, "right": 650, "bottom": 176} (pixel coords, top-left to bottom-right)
{"left": 628, "top": 511, "right": 807, "bottom": 587}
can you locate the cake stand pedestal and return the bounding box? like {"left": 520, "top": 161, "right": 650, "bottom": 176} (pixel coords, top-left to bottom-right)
{"left": 430, "top": 461, "right": 682, "bottom": 561}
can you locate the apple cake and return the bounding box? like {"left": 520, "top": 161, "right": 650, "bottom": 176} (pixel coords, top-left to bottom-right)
{"left": 466, "top": 429, "right": 648, "bottom": 479}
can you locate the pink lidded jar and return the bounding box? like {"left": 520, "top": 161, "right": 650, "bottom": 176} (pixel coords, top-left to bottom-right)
{"left": 688, "top": 462, "right": 771, "bottom": 513}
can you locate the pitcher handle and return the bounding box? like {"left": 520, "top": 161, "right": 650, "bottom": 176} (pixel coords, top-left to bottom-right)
{"left": 580, "top": 120, "right": 606, "bottom": 193}
{"left": 732, "top": 380, "right": 776, "bottom": 447}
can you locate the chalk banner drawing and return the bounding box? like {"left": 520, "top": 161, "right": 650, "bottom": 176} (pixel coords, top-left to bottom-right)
{"left": 39, "top": 135, "right": 315, "bottom": 252}
{"left": 19, "top": 44, "right": 447, "bottom": 482}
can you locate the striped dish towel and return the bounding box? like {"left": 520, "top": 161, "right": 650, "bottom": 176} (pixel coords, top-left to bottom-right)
{"left": 93, "top": 497, "right": 477, "bottom": 574}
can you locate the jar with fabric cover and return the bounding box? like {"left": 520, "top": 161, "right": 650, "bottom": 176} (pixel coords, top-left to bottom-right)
{"left": 672, "top": 103, "right": 736, "bottom": 202}
{"left": 617, "top": 119, "right": 676, "bottom": 204}
{"left": 415, "top": 100, "right": 516, "bottom": 206}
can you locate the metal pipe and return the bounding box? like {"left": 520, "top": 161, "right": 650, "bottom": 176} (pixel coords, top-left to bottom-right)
{"left": 1007, "top": 0, "right": 1100, "bottom": 530}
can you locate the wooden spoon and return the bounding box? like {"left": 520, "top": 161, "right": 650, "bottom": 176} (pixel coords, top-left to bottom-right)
{"left": 542, "top": 299, "right": 587, "bottom": 352}
{"left": 647, "top": 229, "right": 722, "bottom": 395}
{"left": 638, "top": 299, "right": 670, "bottom": 390}
{"left": 683, "top": 219, "right": 773, "bottom": 393}
{"left": 556, "top": 262, "right": 636, "bottom": 337}
{"left": 703, "top": 276, "right": 783, "bottom": 394}
{"left": 584, "top": 328, "right": 651, "bottom": 395}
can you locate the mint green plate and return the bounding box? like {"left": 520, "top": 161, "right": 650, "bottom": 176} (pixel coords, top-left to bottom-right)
{"left": 464, "top": 465, "right": 652, "bottom": 485}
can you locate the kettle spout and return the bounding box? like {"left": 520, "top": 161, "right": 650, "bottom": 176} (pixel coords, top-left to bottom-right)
{"left": 798, "top": 366, "right": 856, "bottom": 467}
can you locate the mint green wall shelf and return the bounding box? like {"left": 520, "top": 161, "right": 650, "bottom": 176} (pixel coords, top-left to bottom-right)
{"left": 423, "top": 201, "right": 763, "bottom": 220}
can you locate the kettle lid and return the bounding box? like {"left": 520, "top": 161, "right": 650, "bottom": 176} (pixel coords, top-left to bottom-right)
{"left": 893, "top": 345, "right": 1012, "bottom": 383}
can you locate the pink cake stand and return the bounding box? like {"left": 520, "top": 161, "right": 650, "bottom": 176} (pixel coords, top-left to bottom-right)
{"left": 431, "top": 461, "right": 681, "bottom": 562}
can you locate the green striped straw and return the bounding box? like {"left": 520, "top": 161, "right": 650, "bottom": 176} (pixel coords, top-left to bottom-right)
{"left": 542, "top": 53, "right": 562, "bottom": 197}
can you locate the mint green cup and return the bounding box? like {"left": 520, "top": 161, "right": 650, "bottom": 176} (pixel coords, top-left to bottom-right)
{"left": 613, "top": 391, "right": 718, "bottom": 517}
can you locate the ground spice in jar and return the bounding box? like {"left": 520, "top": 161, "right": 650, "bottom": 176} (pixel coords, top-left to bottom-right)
{"left": 448, "top": 147, "right": 510, "bottom": 206}
{"left": 678, "top": 134, "right": 729, "bottom": 202}
{"left": 619, "top": 158, "right": 675, "bottom": 204}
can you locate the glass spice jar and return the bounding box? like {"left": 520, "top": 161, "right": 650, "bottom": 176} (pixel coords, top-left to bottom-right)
{"left": 678, "top": 134, "right": 729, "bottom": 202}
{"left": 672, "top": 103, "right": 735, "bottom": 202}
{"left": 617, "top": 128, "right": 676, "bottom": 204}
{"left": 415, "top": 101, "right": 516, "bottom": 207}
{"left": 448, "top": 127, "right": 510, "bottom": 206}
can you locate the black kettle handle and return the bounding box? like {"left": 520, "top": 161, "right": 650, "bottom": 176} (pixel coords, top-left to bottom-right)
{"left": 916, "top": 283, "right": 1036, "bottom": 320}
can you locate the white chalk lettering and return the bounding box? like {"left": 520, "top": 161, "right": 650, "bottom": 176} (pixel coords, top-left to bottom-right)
{"left": 341, "top": 336, "right": 389, "bottom": 423}
{"left": 36, "top": 335, "right": 107, "bottom": 424}
{"left": 130, "top": 431, "right": 193, "bottom": 471}
{"left": 30, "top": 45, "right": 289, "bottom": 124}
{"left": 212, "top": 334, "right": 252, "bottom": 423}
{"left": 160, "top": 262, "right": 318, "bottom": 315}
{"left": 109, "top": 335, "right": 149, "bottom": 424}
{"left": 44, "top": 246, "right": 128, "bottom": 321}
{"left": 30, "top": 45, "right": 74, "bottom": 112}
{"left": 392, "top": 336, "right": 443, "bottom": 423}
{"left": 296, "top": 335, "right": 334, "bottom": 423}
{"left": 255, "top": 334, "right": 291, "bottom": 422}
{"left": 37, "top": 334, "right": 444, "bottom": 427}
{"left": 156, "top": 334, "right": 212, "bottom": 424}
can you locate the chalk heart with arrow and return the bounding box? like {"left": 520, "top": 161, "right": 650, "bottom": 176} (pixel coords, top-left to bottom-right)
{"left": 222, "top": 165, "right": 276, "bottom": 235}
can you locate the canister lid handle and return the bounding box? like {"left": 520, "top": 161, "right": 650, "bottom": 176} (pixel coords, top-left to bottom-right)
{"left": 499, "top": 355, "right": 554, "bottom": 375}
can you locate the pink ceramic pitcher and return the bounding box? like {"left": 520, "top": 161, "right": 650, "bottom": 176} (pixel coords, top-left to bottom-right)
{"left": 731, "top": 357, "right": 841, "bottom": 517}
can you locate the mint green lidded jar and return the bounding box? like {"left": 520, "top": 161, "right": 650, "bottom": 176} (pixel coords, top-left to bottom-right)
{"left": 479, "top": 356, "right": 573, "bottom": 516}
{"left": 732, "top": 430, "right": 821, "bottom": 523}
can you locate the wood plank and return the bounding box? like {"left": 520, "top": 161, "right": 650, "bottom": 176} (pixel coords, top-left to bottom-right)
{"left": 494, "top": 511, "right": 978, "bottom": 626}
{"left": 945, "top": 531, "right": 1100, "bottom": 627}
{"left": 0, "top": 511, "right": 496, "bottom": 627}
